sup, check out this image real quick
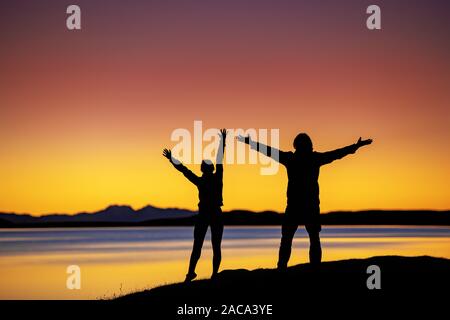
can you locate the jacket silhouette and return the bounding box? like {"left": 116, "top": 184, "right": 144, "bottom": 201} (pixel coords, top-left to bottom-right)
{"left": 173, "top": 159, "right": 223, "bottom": 209}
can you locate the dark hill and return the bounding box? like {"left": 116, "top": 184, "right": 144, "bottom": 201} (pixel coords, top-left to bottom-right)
{"left": 0, "top": 218, "right": 12, "bottom": 227}
{"left": 117, "top": 256, "right": 450, "bottom": 315}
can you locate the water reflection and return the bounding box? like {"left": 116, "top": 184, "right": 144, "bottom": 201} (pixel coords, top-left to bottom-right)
{"left": 0, "top": 226, "right": 449, "bottom": 299}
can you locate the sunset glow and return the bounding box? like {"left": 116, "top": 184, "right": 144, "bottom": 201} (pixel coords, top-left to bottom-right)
{"left": 1, "top": 0, "right": 449, "bottom": 215}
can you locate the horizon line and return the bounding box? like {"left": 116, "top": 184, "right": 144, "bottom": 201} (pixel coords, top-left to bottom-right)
{"left": 1, "top": 203, "right": 449, "bottom": 218}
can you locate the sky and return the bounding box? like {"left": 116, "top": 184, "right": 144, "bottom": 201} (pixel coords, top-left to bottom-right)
{"left": 1, "top": 0, "right": 449, "bottom": 215}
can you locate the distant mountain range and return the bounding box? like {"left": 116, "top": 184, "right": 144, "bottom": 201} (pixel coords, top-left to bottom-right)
{"left": 0, "top": 205, "right": 195, "bottom": 225}
{"left": 0, "top": 205, "right": 449, "bottom": 227}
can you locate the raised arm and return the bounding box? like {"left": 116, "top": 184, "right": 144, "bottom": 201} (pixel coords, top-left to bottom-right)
{"left": 215, "top": 129, "right": 227, "bottom": 177}
{"left": 236, "top": 135, "right": 289, "bottom": 165}
{"left": 319, "top": 137, "right": 373, "bottom": 165}
{"left": 163, "top": 148, "right": 199, "bottom": 185}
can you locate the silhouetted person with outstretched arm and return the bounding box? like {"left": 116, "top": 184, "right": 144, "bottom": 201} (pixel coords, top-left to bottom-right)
{"left": 163, "top": 129, "right": 227, "bottom": 282}
{"left": 237, "top": 133, "right": 372, "bottom": 269}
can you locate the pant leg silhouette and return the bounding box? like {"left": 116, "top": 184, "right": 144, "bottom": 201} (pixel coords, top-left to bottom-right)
{"left": 306, "top": 228, "right": 322, "bottom": 265}
{"left": 210, "top": 219, "right": 224, "bottom": 275}
{"left": 188, "top": 220, "right": 208, "bottom": 275}
{"left": 278, "top": 224, "right": 322, "bottom": 268}
{"left": 278, "top": 207, "right": 322, "bottom": 268}
{"left": 278, "top": 222, "right": 298, "bottom": 269}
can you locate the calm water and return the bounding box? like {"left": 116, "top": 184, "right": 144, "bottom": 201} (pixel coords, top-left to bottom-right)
{"left": 0, "top": 226, "right": 449, "bottom": 299}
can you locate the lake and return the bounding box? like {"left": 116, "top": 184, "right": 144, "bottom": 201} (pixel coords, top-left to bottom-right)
{"left": 0, "top": 226, "right": 449, "bottom": 299}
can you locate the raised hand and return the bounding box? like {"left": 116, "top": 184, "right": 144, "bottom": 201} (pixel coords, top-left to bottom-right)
{"left": 219, "top": 128, "right": 227, "bottom": 140}
{"left": 162, "top": 148, "right": 172, "bottom": 160}
{"left": 356, "top": 137, "right": 373, "bottom": 148}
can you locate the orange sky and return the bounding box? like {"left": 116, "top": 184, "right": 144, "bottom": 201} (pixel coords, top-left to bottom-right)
{"left": 1, "top": 0, "right": 449, "bottom": 215}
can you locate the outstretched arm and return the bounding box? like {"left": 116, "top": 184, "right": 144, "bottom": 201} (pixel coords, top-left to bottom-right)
{"left": 236, "top": 135, "right": 289, "bottom": 165}
{"left": 162, "top": 148, "right": 199, "bottom": 185}
{"left": 215, "top": 129, "right": 227, "bottom": 177}
{"left": 319, "top": 137, "right": 373, "bottom": 165}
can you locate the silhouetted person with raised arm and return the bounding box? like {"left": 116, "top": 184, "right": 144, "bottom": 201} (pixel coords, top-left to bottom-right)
{"left": 163, "top": 129, "right": 227, "bottom": 282}
{"left": 237, "top": 133, "right": 372, "bottom": 269}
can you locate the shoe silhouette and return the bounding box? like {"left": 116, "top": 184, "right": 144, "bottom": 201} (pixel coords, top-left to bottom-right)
{"left": 184, "top": 272, "right": 197, "bottom": 283}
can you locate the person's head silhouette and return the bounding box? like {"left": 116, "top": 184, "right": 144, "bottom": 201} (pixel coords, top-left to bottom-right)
{"left": 293, "top": 133, "right": 313, "bottom": 153}
{"left": 201, "top": 159, "right": 214, "bottom": 175}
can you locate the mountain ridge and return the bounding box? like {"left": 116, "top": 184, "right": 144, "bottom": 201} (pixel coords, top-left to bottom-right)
{"left": 0, "top": 204, "right": 196, "bottom": 224}
{"left": 0, "top": 205, "right": 449, "bottom": 227}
